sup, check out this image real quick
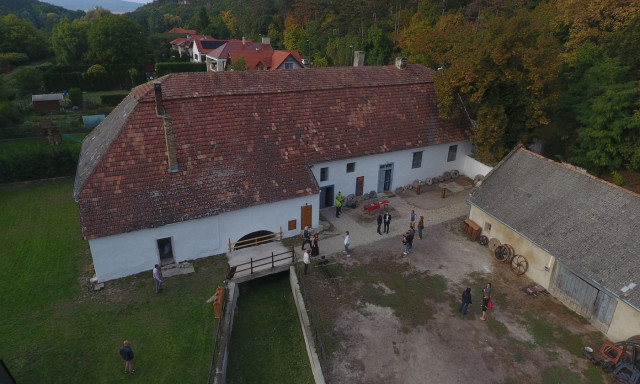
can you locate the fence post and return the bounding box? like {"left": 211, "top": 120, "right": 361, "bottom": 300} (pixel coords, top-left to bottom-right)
{"left": 250, "top": 258, "right": 253, "bottom": 274}
{"left": 271, "top": 252, "right": 274, "bottom": 268}
{"left": 228, "top": 238, "right": 231, "bottom": 252}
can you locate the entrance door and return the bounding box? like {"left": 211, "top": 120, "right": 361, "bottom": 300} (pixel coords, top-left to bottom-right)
{"left": 319, "top": 185, "right": 334, "bottom": 209}
{"left": 355, "top": 176, "right": 364, "bottom": 196}
{"left": 157, "top": 237, "right": 174, "bottom": 265}
{"left": 301, "top": 205, "right": 312, "bottom": 229}
{"left": 377, "top": 164, "right": 393, "bottom": 192}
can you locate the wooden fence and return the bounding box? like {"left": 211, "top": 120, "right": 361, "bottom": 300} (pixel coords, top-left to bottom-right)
{"left": 227, "top": 247, "right": 295, "bottom": 279}
{"left": 228, "top": 227, "right": 283, "bottom": 252}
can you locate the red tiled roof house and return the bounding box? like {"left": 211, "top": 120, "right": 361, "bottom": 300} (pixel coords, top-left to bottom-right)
{"left": 74, "top": 62, "right": 475, "bottom": 281}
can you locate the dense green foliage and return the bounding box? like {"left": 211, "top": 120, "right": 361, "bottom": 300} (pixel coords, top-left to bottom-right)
{"left": 0, "top": 178, "right": 228, "bottom": 383}
{"left": 0, "top": 140, "right": 80, "bottom": 182}
{"left": 99, "top": 92, "right": 127, "bottom": 106}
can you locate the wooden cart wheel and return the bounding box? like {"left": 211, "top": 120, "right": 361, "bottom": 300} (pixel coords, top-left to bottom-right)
{"left": 488, "top": 238, "right": 501, "bottom": 252}
{"left": 510, "top": 254, "right": 529, "bottom": 275}
{"left": 477, "top": 235, "right": 489, "bottom": 246}
{"left": 425, "top": 177, "right": 434, "bottom": 186}
{"left": 505, "top": 244, "right": 515, "bottom": 262}
{"left": 493, "top": 244, "right": 510, "bottom": 262}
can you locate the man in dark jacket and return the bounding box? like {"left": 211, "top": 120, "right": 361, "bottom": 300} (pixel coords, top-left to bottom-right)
{"left": 383, "top": 212, "right": 391, "bottom": 234}
{"left": 119, "top": 340, "right": 135, "bottom": 374}
{"left": 376, "top": 213, "right": 383, "bottom": 235}
{"left": 458, "top": 288, "right": 472, "bottom": 315}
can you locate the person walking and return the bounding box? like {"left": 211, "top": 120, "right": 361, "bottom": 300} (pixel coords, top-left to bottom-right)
{"left": 410, "top": 210, "right": 417, "bottom": 227}
{"left": 303, "top": 249, "right": 310, "bottom": 275}
{"left": 344, "top": 231, "right": 351, "bottom": 257}
{"left": 310, "top": 234, "right": 320, "bottom": 257}
{"left": 383, "top": 212, "right": 392, "bottom": 234}
{"left": 458, "top": 288, "right": 472, "bottom": 315}
{"left": 376, "top": 213, "right": 383, "bottom": 235}
{"left": 153, "top": 264, "right": 163, "bottom": 293}
{"left": 119, "top": 340, "right": 135, "bottom": 374}
{"left": 301, "top": 226, "right": 312, "bottom": 250}
{"left": 480, "top": 282, "right": 492, "bottom": 321}
{"left": 417, "top": 216, "right": 424, "bottom": 240}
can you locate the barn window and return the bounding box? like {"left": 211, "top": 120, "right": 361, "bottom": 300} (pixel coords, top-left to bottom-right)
{"left": 320, "top": 167, "right": 329, "bottom": 181}
{"left": 447, "top": 145, "right": 458, "bottom": 162}
{"left": 346, "top": 162, "right": 356, "bottom": 173}
{"left": 412, "top": 151, "right": 423, "bottom": 168}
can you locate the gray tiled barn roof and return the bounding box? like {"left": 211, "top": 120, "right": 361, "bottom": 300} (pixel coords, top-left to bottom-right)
{"left": 469, "top": 145, "right": 640, "bottom": 308}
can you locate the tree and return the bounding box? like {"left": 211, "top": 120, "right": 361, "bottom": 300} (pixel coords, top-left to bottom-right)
{"left": 51, "top": 18, "right": 89, "bottom": 65}
{"left": 228, "top": 56, "right": 248, "bottom": 71}
{"left": 148, "top": 8, "right": 166, "bottom": 34}
{"left": 14, "top": 67, "right": 43, "bottom": 96}
{"left": 84, "top": 7, "right": 111, "bottom": 23}
{"left": 196, "top": 6, "right": 210, "bottom": 33}
{"left": 0, "top": 14, "right": 50, "bottom": 61}
{"left": 87, "top": 15, "right": 149, "bottom": 65}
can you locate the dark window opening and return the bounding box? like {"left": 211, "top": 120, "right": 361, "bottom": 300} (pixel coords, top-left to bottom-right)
{"left": 447, "top": 145, "right": 458, "bottom": 162}
{"left": 157, "top": 237, "right": 174, "bottom": 265}
{"left": 412, "top": 151, "right": 423, "bottom": 168}
{"left": 346, "top": 162, "right": 356, "bottom": 173}
{"left": 320, "top": 167, "right": 329, "bottom": 182}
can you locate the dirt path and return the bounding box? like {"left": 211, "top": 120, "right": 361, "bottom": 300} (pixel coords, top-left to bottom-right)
{"left": 304, "top": 218, "right": 611, "bottom": 384}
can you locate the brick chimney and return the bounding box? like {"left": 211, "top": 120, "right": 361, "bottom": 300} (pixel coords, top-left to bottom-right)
{"left": 395, "top": 57, "right": 408, "bottom": 70}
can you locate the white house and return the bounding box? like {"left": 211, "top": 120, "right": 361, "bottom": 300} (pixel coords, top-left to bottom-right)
{"left": 74, "top": 61, "right": 474, "bottom": 282}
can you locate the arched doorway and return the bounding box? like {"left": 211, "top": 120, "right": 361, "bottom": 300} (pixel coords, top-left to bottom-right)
{"left": 233, "top": 230, "right": 275, "bottom": 251}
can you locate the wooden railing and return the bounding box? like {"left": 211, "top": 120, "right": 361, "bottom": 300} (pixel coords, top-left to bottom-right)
{"left": 227, "top": 247, "right": 295, "bottom": 279}
{"left": 228, "top": 227, "right": 283, "bottom": 252}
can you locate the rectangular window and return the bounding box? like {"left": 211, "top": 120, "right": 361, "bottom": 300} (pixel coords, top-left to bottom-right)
{"left": 447, "top": 145, "right": 458, "bottom": 162}
{"left": 320, "top": 167, "right": 329, "bottom": 182}
{"left": 346, "top": 162, "right": 356, "bottom": 173}
{"left": 284, "top": 62, "right": 294, "bottom": 69}
{"left": 412, "top": 151, "right": 423, "bottom": 169}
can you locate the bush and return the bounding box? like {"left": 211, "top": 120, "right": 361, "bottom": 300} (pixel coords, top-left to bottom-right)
{"left": 611, "top": 171, "right": 627, "bottom": 186}
{"left": 86, "top": 64, "right": 107, "bottom": 75}
{"left": 66, "top": 88, "right": 82, "bottom": 108}
{"left": 0, "top": 144, "right": 81, "bottom": 183}
{"left": 156, "top": 62, "right": 206, "bottom": 77}
{"left": 100, "top": 93, "right": 127, "bottom": 106}
{"left": 0, "top": 53, "right": 29, "bottom": 65}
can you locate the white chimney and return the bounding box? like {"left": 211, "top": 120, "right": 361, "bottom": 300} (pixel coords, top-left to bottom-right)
{"left": 261, "top": 36, "right": 271, "bottom": 45}
{"left": 354, "top": 51, "right": 365, "bottom": 67}
{"left": 395, "top": 57, "right": 408, "bottom": 70}
{"left": 242, "top": 36, "right": 246, "bottom": 46}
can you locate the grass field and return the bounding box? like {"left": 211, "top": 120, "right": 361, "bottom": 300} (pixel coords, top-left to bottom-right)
{"left": 0, "top": 177, "right": 229, "bottom": 383}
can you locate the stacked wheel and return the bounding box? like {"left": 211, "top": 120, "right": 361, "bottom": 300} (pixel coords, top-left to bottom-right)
{"left": 493, "top": 244, "right": 511, "bottom": 262}
{"left": 477, "top": 235, "right": 489, "bottom": 246}
{"left": 510, "top": 255, "right": 529, "bottom": 275}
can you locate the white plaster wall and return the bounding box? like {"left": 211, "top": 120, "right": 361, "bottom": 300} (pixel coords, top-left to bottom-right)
{"left": 90, "top": 194, "right": 318, "bottom": 282}
{"left": 461, "top": 155, "right": 493, "bottom": 178}
{"left": 607, "top": 301, "right": 640, "bottom": 342}
{"left": 311, "top": 140, "right": 473, "bottom": 196}
{"left": 468, "top": 205, "right": 555, "bottom": 289}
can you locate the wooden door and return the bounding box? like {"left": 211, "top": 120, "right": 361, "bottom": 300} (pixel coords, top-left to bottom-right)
{"left": 301, "top": 205, "right": 312, "bottom": 229}
{"left": 355, "top": 176, "right": 364, "bottom": 196}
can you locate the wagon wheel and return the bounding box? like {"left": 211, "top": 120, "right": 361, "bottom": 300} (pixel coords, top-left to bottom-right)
{"left": 505, "top": 244, "right": 515, "bottom": 262}
{"left": 493, "top": 244, "right": 511, "bottom": 263}
{"left": 443, "top": 171, "right": 452, "bottom": 181}
{"left": 510, "top": 254, "right": 529, "bottom": 275}
{"left": 425, "top": 177, "right": 434, "bottom": 186}
{"left": 451, "top": 169, "right": 460, "bottom": 179}
{"left": 488, "top": 238, "right": 501, "bottom": 252}
{"left": 477, "top": 235, "right": 489, "bottom": 246}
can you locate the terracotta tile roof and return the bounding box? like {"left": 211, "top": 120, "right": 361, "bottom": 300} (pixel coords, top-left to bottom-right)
{"left": 169, "top": 28, "right": 197, "bottom": 35}
{"left": 75, "top": 65, "right": 471, "bottom": 239}
{"left": 270, "top": 50, "right": 303, "bottom": 69}
{"left": 193, "top": 38, "right": 225, "bottom": 54}
{"left": 207, "top": 40, "right": 272, "bottom": 60}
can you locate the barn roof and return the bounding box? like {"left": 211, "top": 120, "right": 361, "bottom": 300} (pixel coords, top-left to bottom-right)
{"left": 74, "top": 65, "right": 471, "bottom": 239}
{"left": 468, "top": 145, "right": 640, "bottom": 308}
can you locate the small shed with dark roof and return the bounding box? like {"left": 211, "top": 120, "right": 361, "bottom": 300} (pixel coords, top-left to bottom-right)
{"left": 468, "top": 145, "right": 640, "bottom": 341}
{"left": 74, "top": 64, "right": 476, "bottom": 282}
{"left": 32, "top": 93, "right": 64, "bottom": 112}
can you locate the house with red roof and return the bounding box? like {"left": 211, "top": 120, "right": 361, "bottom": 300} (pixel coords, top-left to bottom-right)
{"left": 74, "top": 61, "right": 475, "bottom": 281}
{"left": 169, "top": 35, "right": 213, "bottom": 59}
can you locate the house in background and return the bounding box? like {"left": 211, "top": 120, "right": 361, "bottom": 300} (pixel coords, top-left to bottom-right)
{"left": 169, "top": 34, "right": 213, "bottom": 59}
{"left": 205, "top": 37, "right": 273, "bottom": 71}
{"left": 222, "top": 49, "right": 304, "bottom": 71}
{"left": 74, "top": 61, "right": 479, "bottom": 282}
{"left": 468, "top": 145, "right": 640, "bottom": 341}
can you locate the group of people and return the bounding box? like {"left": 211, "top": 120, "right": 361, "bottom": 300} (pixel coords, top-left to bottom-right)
{"left": 458, "top": 282, "right": 492, "bottom": 320}
{"left": 302, "top": 226, "right": 322, "bottom": 275}
{"left": 400, "top": 210, "right": 424, "bottom": 256}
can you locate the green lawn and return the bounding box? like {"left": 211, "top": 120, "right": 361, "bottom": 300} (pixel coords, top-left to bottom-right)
{"left": 0, "top": 178, "right": 229, "bottom": 383}
{"left": 227, "top": 272, "right": 314, "bottom": 384}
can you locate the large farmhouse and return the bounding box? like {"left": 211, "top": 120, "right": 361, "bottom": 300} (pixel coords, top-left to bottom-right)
{"left": 74, "top": 62, "right": 477, "bottom": 282}
{"left": 468, "top": 145, "right": 640, "bottom": 341}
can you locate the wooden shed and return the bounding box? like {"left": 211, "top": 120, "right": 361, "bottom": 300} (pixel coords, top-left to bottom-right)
{"left": 32, "top": 94, "right": 64, "bottom": 112}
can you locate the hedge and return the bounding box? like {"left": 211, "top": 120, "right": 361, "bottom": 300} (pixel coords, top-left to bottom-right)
{"left": 0, "top": 145, "right": 81, "bottom": 183}
{"left": 100, "top": 93, "right": 128, "bottom": 106}
{"left": 43, "top": 65, "right": 147, "bottom": 92}
{"left": 0, "top": 53, "right": 29, "bottom": 65}
{"left": 156, "top": 62, "right": 206, "bottom": 77}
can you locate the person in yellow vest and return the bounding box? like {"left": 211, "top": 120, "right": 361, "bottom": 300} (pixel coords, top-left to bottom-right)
{"left": 335, "top": 192, "right": 343, "bottom": 218}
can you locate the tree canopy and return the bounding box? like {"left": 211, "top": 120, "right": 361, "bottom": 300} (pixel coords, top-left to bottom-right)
{"left": 87, "top": 14, "right": 149, "bottom": 65}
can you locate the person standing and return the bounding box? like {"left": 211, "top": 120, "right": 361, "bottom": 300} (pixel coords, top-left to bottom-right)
{"left": 119, "top": 340, "right": 135, "bottom": 374}
{"left": 310, "top": 234, "right": 320, "bottom": 257}
{"left": 417, "top": 216, "right": 424, "bottom": 240}
{"left": 458, "top": 288, "right": 472, "bottom": 315}
{"left": 407, "top": 226, "right": 415, "bottom": 252}
{"left": 301, "top": 226, "right": 312, "bottom": 250}
{"left": 402, "top": 233, "right": 410, "bottom": 255}
{"left": 410, "top": 210, "right": 417, "bottom": 228}
{"left": 335, "top": 196, "right": 342, "bottom": 218}
{"left": 303, "top": 249, "right": 310, "bottom": 275}
{"left": 383, "top": 212, "right": 392, "bottom": 234}
{"left": 376, "top": 213, "right": 383, "bottom": 235}
{"left": 344, "top": 231, "right": 351, "bottom": 257}
{"left": 153, "top": 264, "right": 163, "bottom": 293}
{"left": 480, "top": 282, "right": 492, "bottom": 321}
